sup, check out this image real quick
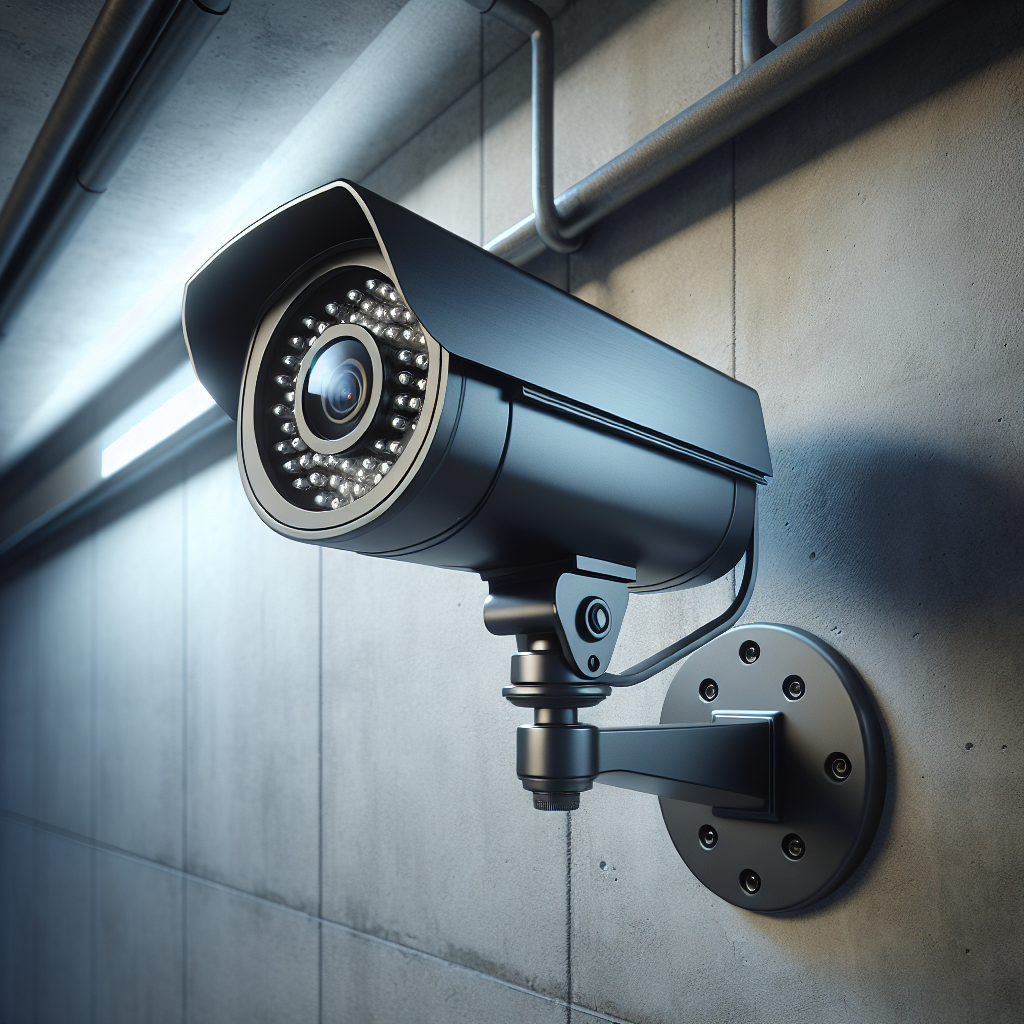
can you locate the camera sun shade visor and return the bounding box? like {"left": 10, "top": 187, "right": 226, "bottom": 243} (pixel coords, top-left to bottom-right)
{"left": 181, "top": 181, "right": 772, "bottom": 592}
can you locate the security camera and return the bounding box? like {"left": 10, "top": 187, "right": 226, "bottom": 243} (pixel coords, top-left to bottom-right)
{"left": 184, "top": 180, "right": 770, "bottom": 602}
{"left": 183, "top": 182, "right": 885, "bottom": 913}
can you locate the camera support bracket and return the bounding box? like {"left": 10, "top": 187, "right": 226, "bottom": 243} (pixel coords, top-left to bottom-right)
{"left": 487, "top": 549, "right": 886, "bottom": 909}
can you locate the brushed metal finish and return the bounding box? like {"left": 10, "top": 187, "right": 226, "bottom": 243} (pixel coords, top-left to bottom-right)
{"left": 184, "top": 180, "right": 772, "bottom": 480}
{"left": 660, "top": 623, "right": 886, "bottom": 912}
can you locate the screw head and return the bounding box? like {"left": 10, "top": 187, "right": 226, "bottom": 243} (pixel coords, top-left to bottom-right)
{"left": 826, "top": 752, "right": 851, "bottom": 781}
{"left": 783, "top": 675, "right": 805, "bottom": 700}
{"left": 740, "top": 869, "right": 761, "bottom": 894}
{"left": 699, "top": 824, "right": 718, "bottom": 849}
{"left": 699, "top": 678, "right": 718, "bottom": 702}
{"left": 578, "top": 597, "right": 612, "bottom": 642}
{"left": 739, "top": 640, "right": 760, "bottom": 664}
{"left": 782, "top": 833, "right": 805, "bottom": 860}
{"left": 587, "top": 602, "right": 609, "bottom": 635}
{"left": 587, "top": 655, "right": 600, "bottom": 672}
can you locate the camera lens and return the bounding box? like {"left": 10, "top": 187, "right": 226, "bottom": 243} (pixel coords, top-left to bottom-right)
{"left": 322, "top": 360, "right": 365, "bottom": 422}
{"left": 303, "top": 337, "right": 375, "bottom": 441}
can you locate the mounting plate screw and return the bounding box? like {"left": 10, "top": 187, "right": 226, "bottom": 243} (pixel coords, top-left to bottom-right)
{"left": 826, "top": 752, "right": 851, "bottom": 781}
{"left": 588, "top": 655, "right": 600, "bottom": 672}
{"left": 699, "top": 824, "right": 718, "bottom": 849}
{"left": 739, "top": 640, "right": 760, "bottom": 664}
{"left": 699, "top": 678, "right": 718, "bottom": 702}
{"left": 782, "top": 833, "right": 805, "bottom": 860}
{"left": 783, "top": 675, "right": 805, "bottom": 700}
{"left": 740, "top": 869, "right": 761, "bottom": 894}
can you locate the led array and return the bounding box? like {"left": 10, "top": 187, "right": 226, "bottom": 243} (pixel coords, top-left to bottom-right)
{"left": 264, "top": 278, "right": 429, "bottom": 510}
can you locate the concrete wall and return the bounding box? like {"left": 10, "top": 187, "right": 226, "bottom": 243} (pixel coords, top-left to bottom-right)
{"left": 1, "top": 1, "right": 1021, "bottom": 1021}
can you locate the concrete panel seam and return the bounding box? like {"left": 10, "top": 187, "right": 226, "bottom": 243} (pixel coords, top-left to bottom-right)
{"left": 318, "top": 918, "right": 635, "bottom": 1023}
{"left": 0, "top": 806, "right": 636, "bottom": 1022}
{"left": 317, "top": 543, "right": 324, "bottom": 1024}
{"left": 565, "top": 810, "right": 572, "bottom": 1024}
{"left": 180, "top": 465, "right": 188, "bottom": 1024}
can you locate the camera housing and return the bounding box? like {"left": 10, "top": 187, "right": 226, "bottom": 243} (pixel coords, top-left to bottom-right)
{"left": 183, "top": 180, "right": 772, "bottom": 598}
{"left": 181, "top": 183, "right": 890, "bottom": 912}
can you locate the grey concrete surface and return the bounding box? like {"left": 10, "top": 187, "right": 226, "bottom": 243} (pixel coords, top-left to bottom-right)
{"left": 365, "top": 85, "right": 483, "bottom": 246}
{"left": 34, "top": 829, "right": 92, "bottom": 1024}
{"left": 95, "top": 851, "right": 183, "bottom": 1024}
{"left": 320, "top": 552, "right": 569, "bottom": 998}
{"left": 0, "top": 572, "right": 34, "bottom": 819}
{"left": 185, "top": 877, "right": 319, "bottom": 1024}
{"left": 321, "top": 924, "right": 567, "bottom": 1024}
{"left": 0, "top": 0, "right": 1021, "bottom": 1021}
{"left": 34, "top": 539, "right": 93, "bottom": 838}
{"left": 0, "top": 818, "right": 33, "bottom": 1023}
{"left": 95, "top": 481, "right": 184, "bottom": 867}
{"left": 184, "top": 455, "right": 320, "bottom": 913}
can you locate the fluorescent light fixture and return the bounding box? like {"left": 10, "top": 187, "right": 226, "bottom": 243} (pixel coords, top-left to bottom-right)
{"left": 101, "top": 380, "right": 215, "bottom": 477}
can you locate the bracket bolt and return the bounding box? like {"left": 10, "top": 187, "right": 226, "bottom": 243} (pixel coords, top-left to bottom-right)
{"left": 699, "top": 678, "right": 718, "bottom": 702}
{"left": 740, "top": 869, "right": 761, "bottom": 894}
{"left": 783, "top": 675, "right": 805, "bottom": 700}
{"left": 826, "top": 752, "right": 851, "bottom": 781}
{"left": 587, "top": 655, "right": 600, "bottom": 672}
{"left": 699, "top": 824, "right": 718, "bottom": 849}
{"left": 739, "top": 640, "right": 760, "bottom": 664}
{"left": 578, "top": 597, "right": 612, "bottom": 641}
{"left": 782, "top": 833, "right": 805, "bottom": 860}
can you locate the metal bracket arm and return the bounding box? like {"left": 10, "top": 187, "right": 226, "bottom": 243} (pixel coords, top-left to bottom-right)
{"left": 597, "top": 719, "right": 774, "bottom": 811}
{"left": 516, "top": 715, "right": 776, "bottom": 813}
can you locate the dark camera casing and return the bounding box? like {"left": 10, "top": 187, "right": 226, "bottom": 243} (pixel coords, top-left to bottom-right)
{"left": 182, "top": 180, "right": 772, "bottom": 592}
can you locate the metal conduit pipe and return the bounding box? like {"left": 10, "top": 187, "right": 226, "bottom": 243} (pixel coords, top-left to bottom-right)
{"left": 0, "top": 0, "right": 230, "bottom": 332}
{"left": 742, "top": 0, "right": 776, "bottom": 70}
{"left": 468, "top": 0, "right": 579, "bottom": 252}
{"left": 485, "top": 0, "right": 955, "bottom": 266}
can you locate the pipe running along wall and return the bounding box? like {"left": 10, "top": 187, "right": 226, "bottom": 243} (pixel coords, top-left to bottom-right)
{"left": 0, "top": 0, "right": 229, "bottom": 332}
{"left": 483, "top": 0, "right": 956, "bottom": 265}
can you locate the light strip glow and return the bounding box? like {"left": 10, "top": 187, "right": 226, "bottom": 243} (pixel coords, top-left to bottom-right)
{"left": 101, "top": 381, "right": 216, "bottom": 478}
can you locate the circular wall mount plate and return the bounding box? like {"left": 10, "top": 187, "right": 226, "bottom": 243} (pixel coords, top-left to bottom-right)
{"left": 660, "top": 623, "right": 885, "bottom": 913}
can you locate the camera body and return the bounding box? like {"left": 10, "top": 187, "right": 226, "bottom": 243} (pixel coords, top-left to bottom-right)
{"left": 181, "top": 195, "right": 891, "bottom": 910}
{"left": 182, "top": 180, "right": 772, "bottom": 595}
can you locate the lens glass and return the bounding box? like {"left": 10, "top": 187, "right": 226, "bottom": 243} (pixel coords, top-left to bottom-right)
{"left": 303, "top": 338, "right": 374, "bottom": 441}
{"left": 320, "top": 358, "right": 365, "bottom": 422}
